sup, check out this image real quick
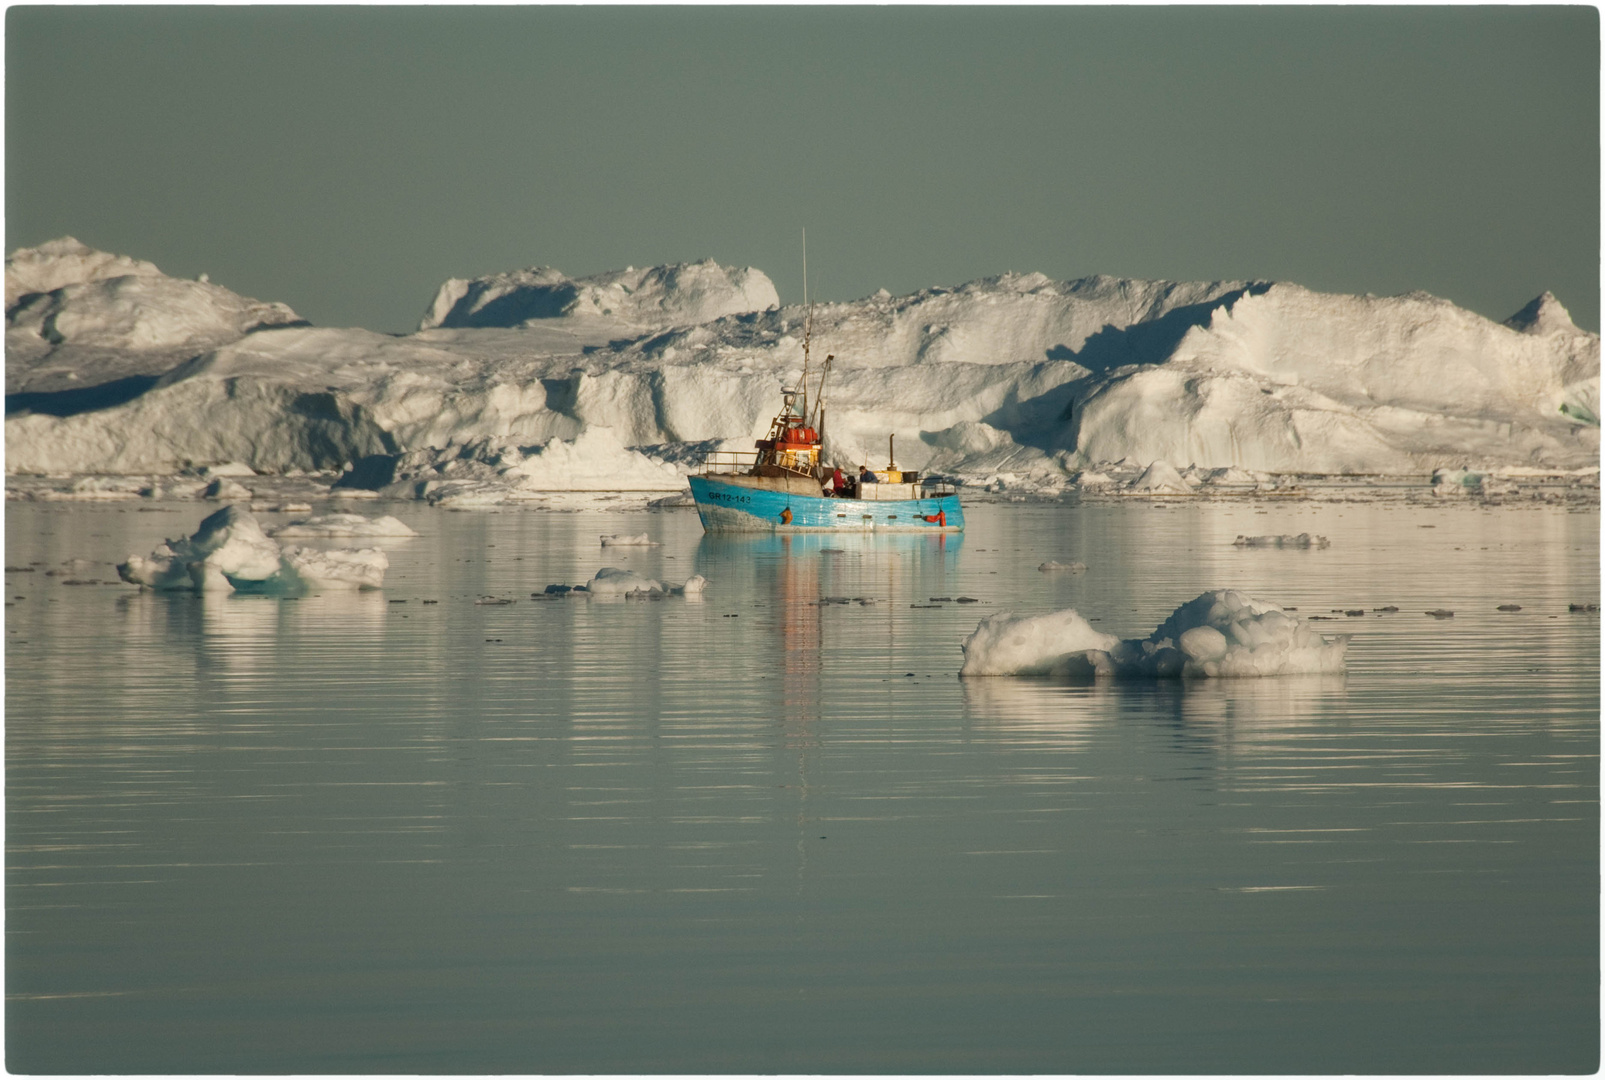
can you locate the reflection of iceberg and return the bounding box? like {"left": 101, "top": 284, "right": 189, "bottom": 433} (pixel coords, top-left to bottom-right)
{"left": 1174, "top": 674, "right": 1348, "bottom": 736}
{"left": 963, "top": 674, "right": 1349, "bottom": 754}
{"left": 960, "top": 678, "right": 1111, "bottom": 750}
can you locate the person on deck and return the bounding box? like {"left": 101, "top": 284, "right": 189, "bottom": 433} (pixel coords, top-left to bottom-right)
{"left": 832, "top": 467, "right": 848, "bottom": 497}
{"left": 859, "top": 465, "right": 878, "bottom": 485}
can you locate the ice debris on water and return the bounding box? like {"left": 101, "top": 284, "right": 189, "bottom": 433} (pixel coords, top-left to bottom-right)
{"left": 1425, "top": 609, "right": 1455, "bottom": 618}
{"left": 117, "top": 505, "right": 388, "bottom": 592}
{"left": 599, "top": 533, "right": 658, "bottom": 547}
{"left": 1234, "top": 534, "right": 1330, "bottom": 548}
{"left": 959, "top": 589, "right": 1348, "bottom": 679}
{"left": 1038, "top": 560, "right": 1088, "bottom": 573}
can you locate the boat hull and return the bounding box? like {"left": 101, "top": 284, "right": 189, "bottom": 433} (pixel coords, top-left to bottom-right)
{"left": 689, "top": 475, "right": 963, "bottom": 533}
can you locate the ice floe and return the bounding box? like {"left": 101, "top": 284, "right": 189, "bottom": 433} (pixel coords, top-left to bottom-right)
{"left": 1038, "top": 560, "right": 1088, "bottom": 573}
{"left": 960, "top": 589, "right": 1348, "bottom": 679}
{"left": 1233, "top": 533, "right": 1331, "bottom": 549}
{"left": 117, "top": 505, "right": 388, "bottom": 593}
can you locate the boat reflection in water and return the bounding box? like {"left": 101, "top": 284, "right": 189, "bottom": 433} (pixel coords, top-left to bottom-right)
{"left": 693, "top": 529, "right": 965, "bottom": 881}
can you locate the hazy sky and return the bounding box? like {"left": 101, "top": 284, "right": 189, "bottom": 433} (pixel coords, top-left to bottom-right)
{"left": 7, "top": 5, "right": 1599, "bottom": 333}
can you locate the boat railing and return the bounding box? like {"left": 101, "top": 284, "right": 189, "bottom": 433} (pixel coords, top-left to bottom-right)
{"left": 700, "top": 451, "right": 762, "bottom": 475}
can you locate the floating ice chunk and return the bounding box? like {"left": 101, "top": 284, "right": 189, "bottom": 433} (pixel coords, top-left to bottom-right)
{"left": 585, "top": 567, "right": 666, "bottom": 595}
{"left": 117, "top": 505, "right": 389, "bottom": 593}
{"left": 671, "top": 575, "right": 708, "bottom": 596}
{"left": 1038, "top": 560, "right": 1088, "bottom": 573}
{"left": 1071, "top": 470, "right": 1116, "bottom": 488}
{"left": 270, "top": 513, "right": 417, "bottom": 538}
{"left": 958, "top": 609, "right": 1120, "bottom": 677}
{"left": 1126, "top": 460, "right": 1193, "bottom": 495}
{"left": 202, "top": 477, "right": 252, "bottom": 501}
{"left": 600, "top": 533, "right": 658, "bottom": 546}
{"left": 166, "top": 506, "right": 283, "bottom": 591}
{"left": 1233, "top": 533, "right": 1330, "bottom": 549}
{"left": 559, "top": 568, "right": 707, "bottom": 597}
{"left": 960, "top": 589, "right": 1347, "bottom": 678}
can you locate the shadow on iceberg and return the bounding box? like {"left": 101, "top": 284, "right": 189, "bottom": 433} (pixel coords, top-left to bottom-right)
{"left": 6, "top": 374, "right": 160, "bottom": 417}
{"left": 1050, "top": 284, "right": 1273, "bottom": 376}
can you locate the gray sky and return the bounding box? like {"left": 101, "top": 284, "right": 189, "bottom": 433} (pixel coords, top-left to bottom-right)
{"left": 7, "top": 5, "right": 1599, "bottom": 333}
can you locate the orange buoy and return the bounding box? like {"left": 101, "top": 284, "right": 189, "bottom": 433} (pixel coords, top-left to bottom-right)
{"left": 779, "top": 507, "right": 793, "bottom": 525}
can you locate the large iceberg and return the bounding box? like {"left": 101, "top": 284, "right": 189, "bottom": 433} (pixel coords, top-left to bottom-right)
{"left": 960, "top": 590, "right": 1348, "bottom": 679}
{"left": 7, "top": 237, "right": 306, "bottom": 398}
{"left": 7, "top": 239, "right": 1597, "bottom": 490}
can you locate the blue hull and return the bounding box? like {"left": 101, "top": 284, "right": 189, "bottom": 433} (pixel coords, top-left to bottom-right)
{"left": 689, "top": 475, "right": 963, "bottom": 533}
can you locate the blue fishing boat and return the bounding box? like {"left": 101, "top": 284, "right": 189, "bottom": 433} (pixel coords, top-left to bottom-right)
{"left": 689, "top": 351, "right": 964, "bottom": 534}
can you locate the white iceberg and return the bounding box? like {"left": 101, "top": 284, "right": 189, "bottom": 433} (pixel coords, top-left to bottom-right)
{"left": 117, "top": 505, "right": 389, "bottom": 593}
{"left": 960, "top": 589, "right": 1348, "bottom": 679}
{"left": 958, "top": 608, "right": 1119, "bottom": 677}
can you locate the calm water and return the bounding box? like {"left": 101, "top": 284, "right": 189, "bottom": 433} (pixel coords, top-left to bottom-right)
{"left": 6, "top": 497, "right": 1598, "bottom": 1073}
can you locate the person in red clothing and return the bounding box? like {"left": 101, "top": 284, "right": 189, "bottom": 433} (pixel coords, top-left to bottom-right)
{"left": 831, "top": 466, "right": 848, "bottom": 497}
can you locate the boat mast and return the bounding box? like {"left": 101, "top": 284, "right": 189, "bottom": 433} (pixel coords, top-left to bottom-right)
{"left": 800, "top": 228, "right": 811, "bottom": 421}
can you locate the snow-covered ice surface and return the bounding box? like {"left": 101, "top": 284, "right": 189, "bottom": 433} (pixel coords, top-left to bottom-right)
{"left": 268, "top": 512, "right": 418, "bottom": 538}
{"left": 961, "top": 590, "right": 1349, "bottom": 679}
{"left": 116, "top": 505, "right": 389, "bottom": 593}
{"left": 957, "top": 608, "right": 1120, "bottom": 676}
{"left": 7, "top": 240, "right": 1597, "bottom": 501}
